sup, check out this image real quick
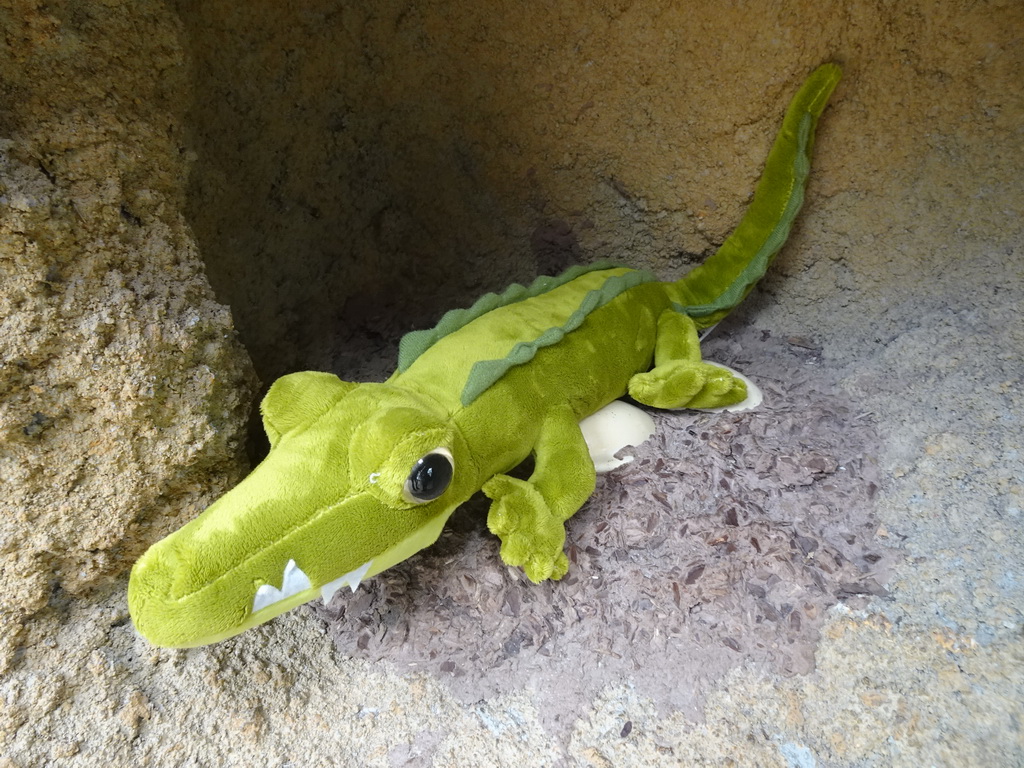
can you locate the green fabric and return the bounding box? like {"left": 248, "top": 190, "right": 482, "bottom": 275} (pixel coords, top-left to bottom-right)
{"left": 672, "top": 112, "right": 812, "bottom": 320}
{"left": 460, "top": 268, "right": 656, "bottom": 405}
{"left": 484, "top": 403, "right": 595, "bottom": 582}
{"left": 128, "top": 64, "right": 840, "bottom": 648}
{"left": 628, "top": 311, "right": 748, "bottom": 409}
{"left": 669, "top": 62, "right": 841, "bottom": 328}
{"left": 397, "top": 259, "right": 631, "bottom": 372}
{"left": 261, "top": 371, "right": 357, "bottom": 446}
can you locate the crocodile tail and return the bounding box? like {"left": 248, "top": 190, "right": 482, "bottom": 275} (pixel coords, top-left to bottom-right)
{"left": 668, "top": 63, "right": 842, "bottom": 329}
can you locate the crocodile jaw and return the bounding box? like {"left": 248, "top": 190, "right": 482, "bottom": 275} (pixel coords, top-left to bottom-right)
{"left": 252, "top": 559, "right": 314, "bottom": 614}
{"left": 248, "top": 500, "right": 457, "bottom": 617}
{"left": 250, "top": 557, "right": 375, "bottom": 615}
{"left": 319, "top": 560, "right": 374, "bottom": 605}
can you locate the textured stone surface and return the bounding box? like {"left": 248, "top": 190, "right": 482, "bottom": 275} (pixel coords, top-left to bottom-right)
{"left": 0, "top": 0, "right": 257, "bottom": 671}
{"left": 176, "top": 0, "right": 854, "bottom": 380}
{"left": 2, "top": 0, "right": 1023, "bottom": 766}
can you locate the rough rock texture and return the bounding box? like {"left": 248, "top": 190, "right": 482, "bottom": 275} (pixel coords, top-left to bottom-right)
{"left": 2, "top": 0, "right": 1023, "bottom": 766}
{"left": 173, "top": 0, "right": 886, "bottom": 382}
{"left": 0, "top": 0, "right": 257, "bottom": 671}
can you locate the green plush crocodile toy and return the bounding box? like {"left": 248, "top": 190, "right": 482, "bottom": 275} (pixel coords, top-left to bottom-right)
{"left": 129, "top": 64, "right": 841, "bottom": 648}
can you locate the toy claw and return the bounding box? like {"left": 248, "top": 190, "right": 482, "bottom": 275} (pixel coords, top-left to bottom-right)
{"left": 693, "top": 363, "right": 764, "bottom": 413}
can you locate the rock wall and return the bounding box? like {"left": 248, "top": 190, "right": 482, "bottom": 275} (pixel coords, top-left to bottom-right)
{"left": 0, "top": 0, "right": 257, "bottom": 669}
{"left": 181, "top": 0, "right": 855, "bottom": 380}
{"left": 177, "top": 0, "right": 1020, "bottom": 387}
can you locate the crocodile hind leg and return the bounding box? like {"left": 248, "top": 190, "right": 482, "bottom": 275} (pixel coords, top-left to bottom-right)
{"left": 628, "top": 310, "right": 748, "bottom": 409}
{"left": 483, "top": 404, "right": 596, "bottom": 582}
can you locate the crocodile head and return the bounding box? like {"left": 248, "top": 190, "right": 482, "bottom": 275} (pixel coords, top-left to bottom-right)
{"left": 128, "top": 371, "right": 474, "bottom": 648}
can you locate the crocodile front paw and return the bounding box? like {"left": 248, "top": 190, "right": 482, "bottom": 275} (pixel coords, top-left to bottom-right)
{"left": 483, "top": 474, "right": 570, "bottom": 582}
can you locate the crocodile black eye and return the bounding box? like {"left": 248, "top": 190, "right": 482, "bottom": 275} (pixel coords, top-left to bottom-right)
{"left": 403, "top": 448, "right": 454, "bottom": 503}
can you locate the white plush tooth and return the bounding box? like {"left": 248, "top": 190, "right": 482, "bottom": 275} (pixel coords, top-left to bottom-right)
{"left": 320, "top": 579, "right": 344, "bottom": 605}
{"left": 252, "top": 559, "right": 312, "bottom": 613}
{"left": 281, "top": 559, "right": 312, "bottom": 594}
{"left": 252, "top": 584, "right": 279, "bottom": 614}
{"left": 347, "top": 560, "right": 372, "bottom": 591}
{"left": 320, "top": 560, "right": 373, "bottom": 604}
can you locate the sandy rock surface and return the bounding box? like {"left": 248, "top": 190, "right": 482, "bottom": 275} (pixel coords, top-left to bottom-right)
{"left": 0, "top": 0, "right": 257, "bottom": 674}
{"left": 2, "top": 0, "right": 1022, "bottom": 765}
